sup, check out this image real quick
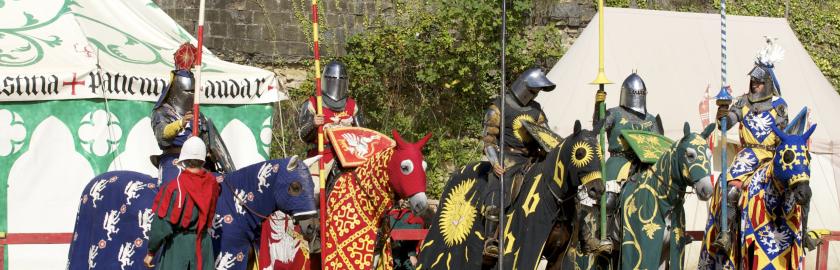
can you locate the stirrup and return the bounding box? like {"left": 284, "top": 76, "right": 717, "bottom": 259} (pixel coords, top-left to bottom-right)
{"left": 712, "top": 232, "right": 731, "bottom": 253}
{"left": 484, "top": 205, "right": 500, "bottom": 222}
{"left": 483, "top": 238, "right": 500, "bottom": 258}
{"left": 583, "top": 239, "right": 613, "bottom": 255}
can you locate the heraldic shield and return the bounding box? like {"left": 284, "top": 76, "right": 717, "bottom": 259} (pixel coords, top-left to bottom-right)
{"left": 326, "top": 127, "right": 396, "bottom": 167}
{"left": 620, "top": 129, "right": 674, "bottom": 164}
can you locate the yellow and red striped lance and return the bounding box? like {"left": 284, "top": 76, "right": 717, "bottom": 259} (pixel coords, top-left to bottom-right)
{"left": 308, "top": 0, "right": 328, "bottom": 267}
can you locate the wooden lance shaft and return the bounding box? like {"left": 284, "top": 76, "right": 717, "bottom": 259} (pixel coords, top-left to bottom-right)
{"left": 591, "top": 0, "right": 611, "bottom": 240}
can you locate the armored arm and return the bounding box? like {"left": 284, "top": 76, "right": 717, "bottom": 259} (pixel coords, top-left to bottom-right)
{"left": 297, "top": 100, "right": 317, "bottom": 142}
{"left": 718, "top": 96, "right": 745, "bottom": 131}
{"left": 538, "top": 110, "right": 550, "bottom": 129}
{"left": 654, "top": 114, "right": 665, "bottom": 135}
{"left": 152, "top": 109, "right": 181, "bottom": 146}
{"left": 774, "top": 100, "right": 789, "bottom": 130}
{"left": 353, "top": 105, "right": 365, "bottom": 127}
{"left": 482, "top": 105, "right": 502, "bottom": 166}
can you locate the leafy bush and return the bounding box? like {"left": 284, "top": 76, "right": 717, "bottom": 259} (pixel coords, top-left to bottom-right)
{"left": 273, "top": 0, "right": 564, "bottom": 199}
{"left": 338, "top": 0, "right": 563, "bottom": 199}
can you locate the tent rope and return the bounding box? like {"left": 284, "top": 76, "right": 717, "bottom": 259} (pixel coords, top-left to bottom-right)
{"left": 97, "top": 48, "right": 122, "bottom": 169}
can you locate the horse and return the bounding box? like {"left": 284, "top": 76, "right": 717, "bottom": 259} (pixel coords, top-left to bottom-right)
{"left": 66, "top": 156, "right": 320, "bottom": 270}
{"left": 417, "top": 120, "right": 606, "bottom": 270}
{"left": 699, "top": 123, "right": 817, "bottom": 270}
{"left": 616, "top": 123, "right": 715, "bottom": 269}
{"left": 321, "top": 130, "right": 433, "bottom": 270}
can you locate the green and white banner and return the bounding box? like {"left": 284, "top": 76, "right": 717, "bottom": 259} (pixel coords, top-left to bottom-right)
{"left": 0, "top": 0, "right": 283, "bottom": 268}
{"left": 0, "top": 0, "right": 281, "bottom": 103}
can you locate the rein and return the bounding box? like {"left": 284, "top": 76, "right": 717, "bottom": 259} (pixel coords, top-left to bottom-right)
{"left": 221, "top": 176, "right": 292, "bottom": 221}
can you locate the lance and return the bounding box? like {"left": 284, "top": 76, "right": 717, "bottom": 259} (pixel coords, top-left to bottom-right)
{"left": 498, "top": 0, "right": 507, "bottom": 267}
{"left": 714, "top": 0, "right": 733, "bottom": 239}
{"left": 192, "top": 0, "right": 207, "bottom": 136}
{"left": 590, "top": 0, "right": 611, "bottom": 240}
{"left": 310, "top": 0, "right": 327, "bottom": 266}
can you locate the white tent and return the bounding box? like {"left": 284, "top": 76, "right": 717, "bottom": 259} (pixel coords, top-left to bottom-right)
{"left": 539, "top": 8, "right": 840, "bottom": 269}
{"left": 0, "top": 0, "right": 284, "bottom": 268}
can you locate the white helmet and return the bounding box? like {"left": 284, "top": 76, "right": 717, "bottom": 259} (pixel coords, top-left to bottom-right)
{"left": 178, "top": 136, "right": 206, "bottom": 165}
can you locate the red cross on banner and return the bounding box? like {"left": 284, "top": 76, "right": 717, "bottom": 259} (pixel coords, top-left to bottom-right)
{"left": 63, "top": 73, "right": 85, "bottom": 95}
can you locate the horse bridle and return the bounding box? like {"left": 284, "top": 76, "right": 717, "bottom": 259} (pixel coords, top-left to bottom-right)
{"left": 221, "top": 176, "right": 289, "bottom": 221}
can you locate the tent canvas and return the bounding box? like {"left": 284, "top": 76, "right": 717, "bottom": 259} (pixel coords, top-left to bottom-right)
{"left": 538, "top": 7, "right": 840, "bottom": 269}
{"left": 0, "top": 0, "right": 284, "bottom": 268}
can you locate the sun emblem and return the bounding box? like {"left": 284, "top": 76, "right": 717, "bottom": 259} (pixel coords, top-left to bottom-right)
{"left": 439, "top": 178, "right": 477, "bottom": 247}
{"left": 512, "top": 114, "right": 537, "bottom": 143}
{"left": 571, "top": 141, "right": 594, "bottom": 168}
{"left": 779, "top": 145, "right": 798, "bottom": 171}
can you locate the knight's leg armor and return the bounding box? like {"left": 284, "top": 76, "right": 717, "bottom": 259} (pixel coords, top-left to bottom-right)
{"left": 483, "top": 202, "right": 501, "bottom": 257}
{"left": 481, "top": 158, "right": 525, "bottom": 257}
{"left": 712, "top": 182, "right": 741, "bottom": 253}
{"left": 482, "top": 170, "right": 503, "bottom": 257}
{"left": 604, "top": 180, "right": 622, "bottom": 251}
{"left": 577, "top": 184, "right": 613, "bottom": 255}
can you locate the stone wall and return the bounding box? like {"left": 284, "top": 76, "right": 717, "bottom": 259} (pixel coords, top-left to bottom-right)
{"left": 545, "top": 0, "right": 598, "bottom": 49}
{"left": 153, "top": 0, "right": 599, "bottom": 87}
{"left": 154, "top": 0, "right": 394, "bottom": 65}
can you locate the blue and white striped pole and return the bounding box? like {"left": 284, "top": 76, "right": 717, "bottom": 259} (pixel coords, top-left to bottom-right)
{"left": 715, "top": 0, "right": 734, "bottom": 238}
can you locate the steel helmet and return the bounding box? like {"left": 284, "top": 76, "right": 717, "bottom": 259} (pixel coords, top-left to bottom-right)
{"left": 178, "top": 136, "right": 206, "bottom": 164}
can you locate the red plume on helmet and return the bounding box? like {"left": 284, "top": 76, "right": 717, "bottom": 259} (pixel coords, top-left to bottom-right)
{"left": 386, "top": 130, "right": 432, "bottom": 198}
{"left": 174, "top": 43, "right": 197, "bottom": 70}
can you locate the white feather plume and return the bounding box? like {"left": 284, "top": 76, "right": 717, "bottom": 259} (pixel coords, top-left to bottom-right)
{"left": 756, "top": 36, "right": 785, "bottom": 66}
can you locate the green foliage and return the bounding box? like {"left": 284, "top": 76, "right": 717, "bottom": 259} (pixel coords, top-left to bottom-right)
{"left": 271, "top": 0, "right": 564, "bottom": 200}
{"left": 338, "top": 0, "right": 563, "bottom": 199}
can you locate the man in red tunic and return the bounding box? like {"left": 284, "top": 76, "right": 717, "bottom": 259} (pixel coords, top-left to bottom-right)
{"left": 144, "top": 136, "right": 220, "bottom": 270}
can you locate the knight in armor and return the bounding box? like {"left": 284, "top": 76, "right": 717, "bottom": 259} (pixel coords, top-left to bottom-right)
{"left": 151, "top": 69, "right": 235, "bottom": 185}
{"left": 712, "top": 41, "right": 789, "bottom": 252}
{"left": 151, "top": 44, "right": 235, "bottom": 184}
{"left": 297, "top": 60, "right": 365, "bottom": 194}
{"left": 480, "top": 67, "right": 555, "bottom": 257}
{"left": 579, "top": 72, "right": 664, "bottom": 256}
